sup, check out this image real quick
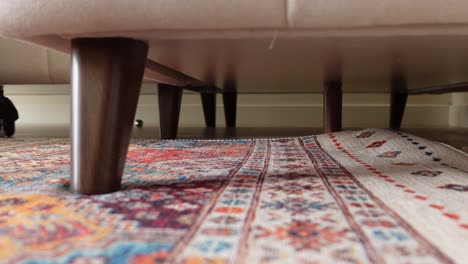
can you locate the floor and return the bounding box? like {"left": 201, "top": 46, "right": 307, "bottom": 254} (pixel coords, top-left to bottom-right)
{"left": 14, "top": 125, "right": 468, "bottom": 151}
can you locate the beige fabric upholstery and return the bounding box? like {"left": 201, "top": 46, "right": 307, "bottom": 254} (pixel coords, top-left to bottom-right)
{"left": 0, "top": 0, "right": 287, "bottom": 38}
{"left": 0, "top": 38, "right": 167, "bottom": 86}
{"left": 2, "top": 1, "right": 468, "bottom": 91}
{"left": 2, "top": 0, "right": 468, "bottom": 39}
{"left": 0, "top": 39, "right": 54, "bottom": 84}
{"left": 288, "top": 0, "right": 468, "bottom": 29}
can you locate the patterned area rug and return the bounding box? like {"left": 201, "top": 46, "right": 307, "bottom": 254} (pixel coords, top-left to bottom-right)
{"left": 0, "top": 129, "right": 467, "bottom": 263}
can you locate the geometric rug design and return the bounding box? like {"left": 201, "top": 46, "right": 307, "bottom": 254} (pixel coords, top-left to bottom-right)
{"left": 0, "top": 129, "right": 467, "bottom": 263}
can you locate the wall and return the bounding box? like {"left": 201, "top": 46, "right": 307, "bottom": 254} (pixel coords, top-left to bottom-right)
{"left": 449, "top": 93, "right": 468, "bottom": 128}
{"left": 4, "top": 84, "right": 457, "bottom": 128}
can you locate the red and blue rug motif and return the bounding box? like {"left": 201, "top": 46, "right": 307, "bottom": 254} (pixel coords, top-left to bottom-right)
{"left": 0, "top": 129, "right": 467, "bottom": 263}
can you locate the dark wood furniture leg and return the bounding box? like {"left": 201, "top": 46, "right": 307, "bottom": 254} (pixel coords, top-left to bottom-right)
{"left": 390, "top": 92, "right": 408, "bottom": 129}
{"left": 390, "top": 78, "right": 408, "bottom": 130}
{"left": 158, "top": 84, "right": 183, "bottom": 139}
{"left": 323, "top": 80, "right": 343, "bottom": 133}
{"left": 223, "top": 91, "right": 237, "bottom": 128}
{"left": 71, "top": 38, "right": 148, "bottom": 195}
{"left": 200, "top": 92, "right": 216, "bottom": 127}
{"left": 222, "top": 80, "right": 237, "bottom": 128}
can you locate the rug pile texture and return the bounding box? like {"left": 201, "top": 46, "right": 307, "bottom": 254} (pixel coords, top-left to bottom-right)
{"left": 0, "top": 129, "right": 467, "bottom": 263}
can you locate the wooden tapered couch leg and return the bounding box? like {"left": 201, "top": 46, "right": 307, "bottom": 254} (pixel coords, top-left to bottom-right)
{"left": 390, "top": 92, "right": 408, "bottom": 129}
{"left": 223, "top": 91, "right": 237, "bottom": 128}
{"left": 390, "top": 71, "right": 408, "bottom": 130}
{"left": 200, "top": 92, "right": 216, "bottom": 128}
{"left": 158, "top": 84, "right": 182, "bottom": 139}
{"left": 71, "top": 38, "right": 148, "bottom": 195}
{"left": 222, "top": 80, "right": 238, "bottom": 128}
{"left": 323, "top": 80, "right": 343, "bottom": 133}
{"left": 390, "top": 77, "right": 408, "bottom": 130}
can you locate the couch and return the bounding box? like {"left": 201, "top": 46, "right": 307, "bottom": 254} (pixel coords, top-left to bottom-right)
{"left": 1, "top": 0, "right": 468, "bottom": 194}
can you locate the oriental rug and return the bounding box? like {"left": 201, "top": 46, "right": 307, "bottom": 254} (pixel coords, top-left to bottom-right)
{"left": 0, "top": 129, "right": 467, "bottom": 263}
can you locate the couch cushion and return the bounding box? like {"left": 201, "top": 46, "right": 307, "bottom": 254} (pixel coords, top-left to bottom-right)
{"left": 0, "top": 0, "right": 287, "bottom": 38}
{"left": 288, "top": 0, "right": 468, "bottom": 29}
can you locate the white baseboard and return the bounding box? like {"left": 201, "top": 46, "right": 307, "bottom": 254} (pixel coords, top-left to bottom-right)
{"left": 8, "top": 94, "right": 451, "bottom": 128}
